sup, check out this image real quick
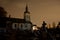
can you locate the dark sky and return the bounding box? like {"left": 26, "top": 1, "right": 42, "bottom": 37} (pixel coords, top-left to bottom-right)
{"left": 0, "top": 0, "right": 60, "bottom": 27}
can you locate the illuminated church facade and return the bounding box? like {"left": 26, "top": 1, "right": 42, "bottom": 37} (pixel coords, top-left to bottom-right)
{"left": 0, "top": 5, "right": 33, "bottom": 31}
{"left": 11, "top": 5, "right": 33, "bottom": 31}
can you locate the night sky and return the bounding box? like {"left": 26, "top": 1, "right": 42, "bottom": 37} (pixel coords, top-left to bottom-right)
{"left": 0, "top": 0, "right": 60, "bottom": 27}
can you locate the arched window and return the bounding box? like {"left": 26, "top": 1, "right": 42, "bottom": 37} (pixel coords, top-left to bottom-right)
{"left": 12, "top": 23, "right": 18, "bottom": 29}
{"left": 15, "top": 24, "right": 16, "bottom": 28}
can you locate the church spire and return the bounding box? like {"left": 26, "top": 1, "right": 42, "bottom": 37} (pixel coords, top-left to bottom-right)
{"left": 24, "top": 4, "right": 30, "bottom": 22}
{"left": 24, "top": 4, "right": 30, "bottom": 13}
{"left": 26, "top": 5, "right": 28, "bottom": 12}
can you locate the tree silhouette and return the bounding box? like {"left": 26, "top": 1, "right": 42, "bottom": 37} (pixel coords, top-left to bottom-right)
{"left": 0, "top": 7, "right": 7, "bottom": 17}
{"left": 57, "top": 22, "right": 60, "bottom": 28}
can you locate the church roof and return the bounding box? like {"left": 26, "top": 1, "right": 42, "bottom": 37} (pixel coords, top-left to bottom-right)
{"left": 0, "top": 17, "right": 32, "bottom": 23}
{"left": 0, "top": 17, "right": 25, "bottom": 23}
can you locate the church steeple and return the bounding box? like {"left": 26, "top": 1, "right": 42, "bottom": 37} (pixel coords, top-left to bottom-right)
{"left": 24, "top": 4, "right": 30, "bottom": 22}
{"left": 24, "top": 5, "right": 30, "bottom": 13}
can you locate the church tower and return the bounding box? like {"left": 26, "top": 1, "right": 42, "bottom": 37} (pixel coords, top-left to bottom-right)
{"left": 24, "top": 5, "right": 30, "bottom": 22}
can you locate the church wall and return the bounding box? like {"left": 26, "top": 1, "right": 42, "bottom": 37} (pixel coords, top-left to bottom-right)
{"left": 12, "top": 23, "right": 32, "bottom": 31}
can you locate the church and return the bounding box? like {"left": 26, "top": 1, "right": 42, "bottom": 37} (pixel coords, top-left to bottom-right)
{"left": 0, "top": 5, "right": 33, "bottom": 31}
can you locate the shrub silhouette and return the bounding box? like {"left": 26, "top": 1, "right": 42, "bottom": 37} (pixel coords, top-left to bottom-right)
{"left": 0, "top": 7, "right": 7, "bottom": 17}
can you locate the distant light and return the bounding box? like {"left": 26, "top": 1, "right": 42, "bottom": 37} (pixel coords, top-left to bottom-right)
{"left": 32, "top": 26, "right": 38, "bottom": 30}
